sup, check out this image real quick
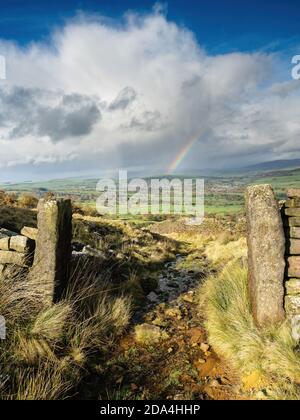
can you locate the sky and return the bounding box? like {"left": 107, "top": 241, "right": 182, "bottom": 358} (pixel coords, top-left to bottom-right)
{"left": 0, "top": 0, "right": 300, "bottom": 181}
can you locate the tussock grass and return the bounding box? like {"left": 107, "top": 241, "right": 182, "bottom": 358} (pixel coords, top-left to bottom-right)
{"left": 199, "top": 261, "right": 300, "bottom": 399}
{"left": 0, "top": 269, "right": 131, "bottom": 400}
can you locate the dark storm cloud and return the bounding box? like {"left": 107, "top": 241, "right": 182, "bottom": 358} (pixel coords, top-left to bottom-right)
{"left": 108, "top": 87, "right": 137, "bottom": 111}
{"left": 0, "top": 87, "right": 101, "bottom": 142}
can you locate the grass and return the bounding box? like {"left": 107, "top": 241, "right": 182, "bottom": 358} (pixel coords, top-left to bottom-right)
{"left": 0, "top": 270, "right": 131, "bottom": 400}
{"left": 198, "top": 261, "right": 300, "bottom": 399}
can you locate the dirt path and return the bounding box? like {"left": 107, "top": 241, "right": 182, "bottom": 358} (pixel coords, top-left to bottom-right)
{"left": 95, "top": 253, "right": 244, "bottom": 400}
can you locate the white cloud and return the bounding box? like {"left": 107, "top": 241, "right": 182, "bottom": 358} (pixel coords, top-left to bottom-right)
{"left": 0, "top": 9, "right": 300, "bottom": 179}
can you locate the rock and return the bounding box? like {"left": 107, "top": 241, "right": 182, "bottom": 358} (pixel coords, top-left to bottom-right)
{"left": 283, "top": 217, "right": 300, "bottom": 227}
{"left": 284, "top": 208, "right": 300, "bottom": 217}
{"left": 165, "top": 307, "right": 182, "bottom": 319}
{"left": 30, "top": 198, "right": 72, "bottom": 304}
{"left": 0, "top": 250, "right": 28, "bottom": 267}
{"left": 286, "top": 227, "right": 300, "bottom": 239}
{"left": 182, "top": 292, "right": 194, "bottom": 303}
{"left": 82, "top": 246, "right": 105, "bottom": 259}
{"left": 134, "top": 323, "right": 169, "bottom": 345}
{"left": 147, "top": 291, "right": 159, "bottom": 303}
{"left": 285, "top": 279, "right": 300, "bottom": 295}
{"left": 0, "top": 228, "right": 17, "bottom": 251}
{"left": 21, "top": 226, "right": 38, "bottom": 241}
{"left": 188, "top": 327, "right": 205, "bottom": 344}
{"left": 0, "top": 237, "right": 9, "bottom": 251}
{"left": 286, "top": 239, "right": 300, "bottom": 255}
{"left": 245, "top": 185, "right": 286, "bottom": 327}
{"left": 286, "top": 198, "right": 300, "bottom": 208}
{"left": 200, "top": 343, "right": 210, "bottom": 353}
{"left": 287, "top": 256, "right": 300, "bottom": 278}
{"left": 285, "top": 295, "right": 300, "bottom": 315}
{"left": 10, "top": 235, "right": 34, "bottom": 254}
{"left": 286, "top": 189, "right": 300, "bottom": 198}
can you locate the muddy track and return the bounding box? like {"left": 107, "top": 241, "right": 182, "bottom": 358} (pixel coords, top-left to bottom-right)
{"left": 94, "top": 252, "right": 244, "bottom": 400}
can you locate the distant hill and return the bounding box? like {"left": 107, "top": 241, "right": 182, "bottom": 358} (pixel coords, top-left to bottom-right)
{"left": 242, "top": 159, "right": 300, "bottom": 172}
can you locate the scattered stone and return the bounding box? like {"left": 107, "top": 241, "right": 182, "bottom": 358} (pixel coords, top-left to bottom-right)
{"left": 183, "top": 294, "right": 194, "bottom": 303}
{"left": 134, "top": 323, "right": 169, "bottom": 345}
{"left": 287, "top": 256, "right": 300, "bottom": 278}
{"left": 245, "top": 184, "right": 285, "bottom": 327}
{"left": 286, "top": 189, "right": 300, "bottom": 198}
{"left": 165, "top": 307, "right": 182, "bottom": 319}
{"left": 147, "top": 291, "right": 159, "bottom": 304}
{"left": 285, "top": 279, "right": 300, "bottom": 295}
{"left": 200, "top": 343, "right": 210, "bottom": 353}
{"left": 197, "top": 358, "right": 206, "bottom": 365}
{"left": 188, "top": 327, "right": 205, "bottom": 345}
{"left": 285, "top": 295, "right": 300, "bottom": 315}
{"left": 21, "top": 226, "right": 38, "bottom": 241}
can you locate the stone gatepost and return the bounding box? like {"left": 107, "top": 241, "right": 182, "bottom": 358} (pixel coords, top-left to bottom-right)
{"left": 245, "top": 184, "right": 286, "bottom": 327}
{"left": 30, "top": 198, "right": 72, "bottom": 305}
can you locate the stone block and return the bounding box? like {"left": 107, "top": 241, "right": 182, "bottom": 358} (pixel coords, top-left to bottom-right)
{"left": 286, "top": 189, "right": 300, "bottom": 198}
{"left": 0, "top": 251, "right": 28, "bottom": 267}
{"left": 245, "top": 184, "right": 285, "bottom": 327}
{"left": 21, "top": 226, "right": 38, "bottom": 241}
{"left": 285, "top": 278, "right": 300, "bottom": 295}
{"left": 286, "top": 227, "right": 300, "bottom": 239}
{"left": 284, "top": 208, "right": 300, "bottom": 217}
{"left": 9, "top": 235, "right": 34, "bottom": 254}
{"left": 286, "top": 239, "right": 300, "bottom": 255}
{"left": 287, "top": 256, "right": 300, "bottom": 278}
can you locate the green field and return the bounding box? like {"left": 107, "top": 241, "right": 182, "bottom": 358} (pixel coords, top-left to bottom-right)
{"left": 2, "top": 167, "right": 300, "bottom": 217}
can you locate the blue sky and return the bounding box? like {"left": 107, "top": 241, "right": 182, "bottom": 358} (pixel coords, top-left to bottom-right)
{"left": 0, "top": 1, "right": 300, "bottom": 181}
{"left": 1, "top": 0, "right": 300, "bottom": 53}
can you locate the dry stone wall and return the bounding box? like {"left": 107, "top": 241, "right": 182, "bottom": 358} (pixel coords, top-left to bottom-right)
{"left": 0, "top": 198, "right": 72, "bottom": 306}
{"left": 0, "top": 227, "right": 35, "bottom": 280}
{"left": 282, "top": 189, "right": 300, "bottom": 323}
{"left": 246, "top": 185, "right": 300, "bottom": 336}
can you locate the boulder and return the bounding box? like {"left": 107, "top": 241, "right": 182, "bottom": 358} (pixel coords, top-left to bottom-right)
{"left": 245, "top": 184, "right": 286, "bottom": 327}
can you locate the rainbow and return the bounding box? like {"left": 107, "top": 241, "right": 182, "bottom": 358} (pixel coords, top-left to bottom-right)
{"left": 167, "top": 131, "right": 201, "bottom": 174}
